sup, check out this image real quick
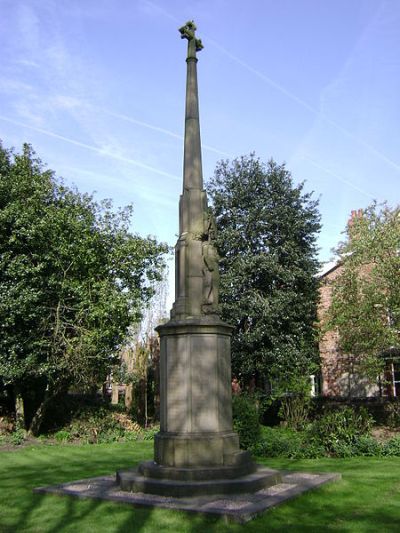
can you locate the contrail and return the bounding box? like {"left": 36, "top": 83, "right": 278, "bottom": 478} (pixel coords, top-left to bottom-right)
{"left": 143, "top": 1, "right": 400, "bottom": 175}
{"left": 0, "top": 115, "right": 181, "bottom": 181}
{"left": 206, "top": 37, "right": 317, "bottom": 116}
{"left": 207, "top": 39, "right": 400, "bottom": 174}
{"left": 304, "top": 156, "right": 375, "bottom": 199}
{"left": 99, "top": 107, "right": 232, "bottom": 158}
{"left": 142, "top": 0, "right": 179, "bottom": 23}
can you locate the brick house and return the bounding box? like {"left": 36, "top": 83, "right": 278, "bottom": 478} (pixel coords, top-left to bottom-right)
{"left": 318, "top": 212, "right": 400, "bottom": 398}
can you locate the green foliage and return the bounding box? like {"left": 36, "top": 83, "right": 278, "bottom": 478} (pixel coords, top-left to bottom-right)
{"left": 255, "top": 426, "right": 325, "bottom": 459}
{"left": 207, "top": 154, "right": 321, "bottom": 386}
{"left": 326, "top": 202, "right": 400, "bottom": 381}
{"left": 42, "top": 398, "right": 158, "bottom": 444}
{"left": 0, "top": 143, "right": 168, "bottom": 432}
{"left": 54, "top": 430, "right": 71, "bottom": 442}
{"left": 382, "top": 436, "right": 400, "bottom": 456}
{"left": 256, "top": 407, "right": 382, "bottom": 459}
{"left": 141, "top": 425, "right": 160, "bottom": 441}
{"left": 66, "top": 407, "right": 125, "bottom": 443}
{"left": 384, "top": 402, "right": 400, "bottom": 428}
{"left": 232, "top": 393, "right": 261, "bottom": 450}
{"left": 352, "top": 435, "right": 383, "bottom": 457}
{"left": 9, "top": 428, "right": 25, "bottom": 446}
{"left": 278, "top": 395, "right": 311, "bottom": 430}
{"left": 309, "top": 407, "right": 372, "bottom": 453}
{"left": 277, "top": 377, "right": 314, "bottom": 429}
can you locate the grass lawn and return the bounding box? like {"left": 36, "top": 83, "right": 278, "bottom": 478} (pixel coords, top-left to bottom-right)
{"left": 1, "top": 441, "right": 400, "bottom": 532}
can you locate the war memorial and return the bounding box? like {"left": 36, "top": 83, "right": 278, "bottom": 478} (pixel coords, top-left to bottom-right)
{"left": 35, "top": 22, "right": 339, "bottom": 523}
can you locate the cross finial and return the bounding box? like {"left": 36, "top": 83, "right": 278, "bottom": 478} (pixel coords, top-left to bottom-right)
{"left": 179, "top": 20, "right": 203, "bottom": 58}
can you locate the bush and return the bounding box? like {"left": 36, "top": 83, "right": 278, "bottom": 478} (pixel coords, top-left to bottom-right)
{"left": 54, "top": 430, "right": 71, "bottom": 442}
{"left": 10, "top": 429, "right": 25, "bottom": 445}
{"left": 232, "top": 394, "right": 261, "bottom": 450}
{"left": 141, "top": 426, "right": 159, "bottom": 441}
{"left": 254, "top": 426, "right": 324, "bottom": 459}
{"left": 67, "top": 407, "right": 125, "bottom": 443}
{"left": 383, "top": 436, "right": 400, "bottom": 456}
{"left": 309, "top": 406, "right": 372, "bottom": 454}
{"left": 279, "top": 394, "right": 311, "bottom": 430}
{"left": 384, "top": 402, "right": 400, "bottom": 428}
{"left": 352, "top": 435, "right": 383, "bottom": 457}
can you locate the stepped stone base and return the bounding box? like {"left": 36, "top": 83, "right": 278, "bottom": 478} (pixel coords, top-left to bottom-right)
{"left": 34, "top": 470, "right": 341, "bottom": 523}
{"left": 116, "top": 465, "right": 282, "bottom": 497}
{"left": 137, "top": 457, "right": 256, "bottom": 481}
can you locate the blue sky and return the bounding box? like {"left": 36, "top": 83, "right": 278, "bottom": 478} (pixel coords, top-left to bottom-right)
{"left": 1, "top": 0, "right": 399, "bottom": 306}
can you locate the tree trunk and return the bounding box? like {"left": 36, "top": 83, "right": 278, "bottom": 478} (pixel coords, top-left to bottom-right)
{"left": 27, "top": 381, "right": 69, "bottom": 436}
{"left": 15, "top": 392, "right": 25, "bottom": 431}
{"left": 111, "top": 382, "right": 119, "bottom": 405}
{"left": 125, "top": 383, "right": 133, "bottom": 410}
{"left": 28, "top": 394, "right": 53, "bottom": 436}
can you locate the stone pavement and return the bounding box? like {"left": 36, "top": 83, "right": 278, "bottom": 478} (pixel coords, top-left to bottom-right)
{"left": 34, "top": 470, "right": 340, "bottom": 523}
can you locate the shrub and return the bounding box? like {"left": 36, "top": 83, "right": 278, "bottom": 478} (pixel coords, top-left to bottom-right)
{"left": 352, "top": 435, "right": 383, "bottom": 457}
{"left": 254, "top": 426, "right": 324, "bottom": 459}
{"left": 382, "top": 436, "right": 400, "bottom": 456}
{"left": 279, "top": 394, "right": 311, "bottom": 430}
{"left": 232, "top": 394, "right": 261, "bottom": 450}
{"left": 384, "top": 402, "right": 400, "bottom": 428}
{"left": 67, "top": 407, "right": 125, "bottom": 443}
{"left": 54, "top": 430, "right": 71, "bottom": 442}
{"left": 309, "top": 406, "right": 372, "bottom": 455}
{"left": 141, "top": 426, "right": 159, "bottom": 441}
{"left": 10, "top": 429, "right": 25, "bottom": 445}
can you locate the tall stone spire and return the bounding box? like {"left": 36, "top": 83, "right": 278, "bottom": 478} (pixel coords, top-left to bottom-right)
{"left": 180, "top": 20, "right": 204, "bottom": 193}
{"left": 171, "top": 20, "right": 218, "bottom": 319}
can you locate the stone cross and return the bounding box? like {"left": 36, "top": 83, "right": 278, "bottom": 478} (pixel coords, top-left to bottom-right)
{"left": 179, "top": 20, "right": 204, "bottom": 58}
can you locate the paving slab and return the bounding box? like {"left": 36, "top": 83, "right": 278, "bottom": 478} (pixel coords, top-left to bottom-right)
{"left": 34, "top": 470, "right": 341, "bottom": 523}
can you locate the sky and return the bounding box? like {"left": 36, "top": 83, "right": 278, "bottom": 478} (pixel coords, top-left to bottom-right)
{"left": 1, "top": 0, "right": 399, "bottom": 308}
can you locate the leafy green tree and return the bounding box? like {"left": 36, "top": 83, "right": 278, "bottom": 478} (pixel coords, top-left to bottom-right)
{"left": 0, "top": 143, "right": 168, "bottom": 433}
{"left": 326, "top": 202, "right": 400, "bottom": 381}
{"left": 207, "top": 154, "right": 321, "bottom": 391}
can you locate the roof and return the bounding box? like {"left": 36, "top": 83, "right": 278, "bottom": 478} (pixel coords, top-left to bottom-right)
{"left": 317, "top": 260, "right": 340, "bottom": 278}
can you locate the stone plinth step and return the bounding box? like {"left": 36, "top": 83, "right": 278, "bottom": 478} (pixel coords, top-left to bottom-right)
{"left": 224, "top": 450, "right": 253, "bottom": 467}
{"left": 137, "top": 460, "right": 257, "bottom": 481}
{"left": 116, "top": 466, "right": 281, "bottom": 497}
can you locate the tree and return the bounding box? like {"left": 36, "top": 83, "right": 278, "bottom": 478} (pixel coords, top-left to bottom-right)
{"left": 326, "top": 203, "right": 400, "bottom": 383}
{"left": 207, "top": 154, "right": 321, "bottom": 392}
{"left": 0, "top": 143, "right": 168, "bottom": 433}
{"left": 113, "top": 275, "right": 168, "bottom": 422}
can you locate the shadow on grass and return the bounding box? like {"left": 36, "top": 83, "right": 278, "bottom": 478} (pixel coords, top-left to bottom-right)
{"left": 0, "top": 442, "right": 223, "bottom": 532}
{"left": 1, "top": 446, "right": 400, "bottom": 532}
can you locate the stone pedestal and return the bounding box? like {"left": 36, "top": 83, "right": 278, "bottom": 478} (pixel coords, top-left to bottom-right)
{"left": 116, "top": 317, "right": 281, "bottom": 496}
{"left": 153, "top": 318, "right": 254, "bottom": 475}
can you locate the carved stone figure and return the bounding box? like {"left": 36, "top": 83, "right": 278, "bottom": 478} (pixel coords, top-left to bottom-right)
{"left": 202, "top": 240, "right": 220, "bottom": 312}
{"left": 202, "top": 211, "right": 219, "bottom": 313}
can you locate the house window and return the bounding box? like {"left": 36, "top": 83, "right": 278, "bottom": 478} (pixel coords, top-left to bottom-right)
{"left": 383, "top": 358, "right": 400, "bottom": 397}
{"left": 391, "top": 360, "right": 400, "bottom": 397}
{"left": 310, "top": 374, "right": 322, "bottom": 397}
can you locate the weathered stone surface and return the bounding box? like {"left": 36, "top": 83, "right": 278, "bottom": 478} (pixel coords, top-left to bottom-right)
{"left": 153, "top": 431, "right": 248, "bottom": 469}
{"left": 137, "top": 459, "right": 256, "bottom": 481}
{"left": 35, "top": 470, "right": 341, "bottom": 524}
{"left": 156, "top": 322, "right": 233, "bottom": 436}
{"left": 116, "top": 467, "right": 281, "bottom": 497}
